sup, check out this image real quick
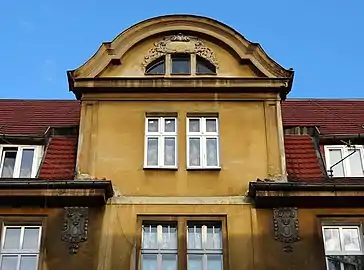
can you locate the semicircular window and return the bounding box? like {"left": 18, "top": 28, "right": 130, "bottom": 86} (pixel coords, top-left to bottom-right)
{"left": 196, "top": 56, "right": 216, "bottom": 75}
{"left": 145, "top": 57, "right": 165, "bottom": 75}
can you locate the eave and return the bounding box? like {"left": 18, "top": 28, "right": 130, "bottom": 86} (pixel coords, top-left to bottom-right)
{"left": 248, "top": 181, "right": 364, "bottom": 208}
{"left": 0, "top": 180, "right": 113, "bottom": 207}
{"left": 67, "top": 75, "right": 292, "bottom": 100}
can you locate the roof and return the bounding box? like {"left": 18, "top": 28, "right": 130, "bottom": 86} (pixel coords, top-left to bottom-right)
{"left": 38, "top": 136, "right": 78, "bottom": 180}
{"left": 282, "top": 99, "right": 364, "bottom": 135}
{"left": 284, "top": 135, "right": 324, "bottom": 180}
{"left": 0, "top": 100, "right": 80, "bottom": 136}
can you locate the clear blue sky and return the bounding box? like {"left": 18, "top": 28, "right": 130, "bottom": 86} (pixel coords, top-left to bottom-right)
{"left": 1, "top": 1, "right": 363, "bottom": 99}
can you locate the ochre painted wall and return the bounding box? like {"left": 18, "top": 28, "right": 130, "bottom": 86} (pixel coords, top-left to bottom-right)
{"left": 76, "top": 95, "right": 284, "bottom": 196}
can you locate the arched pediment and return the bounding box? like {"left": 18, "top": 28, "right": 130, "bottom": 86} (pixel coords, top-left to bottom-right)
{"left": 69, "top": 15, "right": 293, "bottom": 79}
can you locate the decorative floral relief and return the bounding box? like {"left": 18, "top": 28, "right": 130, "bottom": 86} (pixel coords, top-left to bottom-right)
{"left": 142, "top": 33, "right": 218, "bottom": 69}
{"left": 273, "top": 207, "right": 300, "bottom": 252}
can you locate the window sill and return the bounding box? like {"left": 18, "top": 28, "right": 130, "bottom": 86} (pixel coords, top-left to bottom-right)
{"left": 143, "top": 166, "right": 178, "bottom": 171}
{"left": 187, "top": 167, "right": 221, "bottom": 171}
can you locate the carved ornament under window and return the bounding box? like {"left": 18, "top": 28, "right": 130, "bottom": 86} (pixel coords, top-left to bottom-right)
{"left": 273, "top": 207, "right": 300, "bottom": 252}
{"left": 61, "top": 207, "right": 89, "bottom": 254}
{"left": 142, "top": 33, "right": 218, "bottom": 69}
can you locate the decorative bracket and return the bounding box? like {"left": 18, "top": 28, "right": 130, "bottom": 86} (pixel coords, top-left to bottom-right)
{"left": 273, "top": 207, "right": 300, "bottom": 252}
{"left": 142, "top": 33, "right": 218, "bottom": 69}
{"left": 61, "top": 207, "right": 89, "bottom": 254}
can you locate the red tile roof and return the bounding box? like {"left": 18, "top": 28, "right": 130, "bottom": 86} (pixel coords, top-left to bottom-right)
{"left": 0, "top": 100, "right": 80, "bottom": 136}
{"left": 38, "top": 136, "right": 78, "bottom": 180}
{"left": 284, "top": 135, "right": 324, "bottom": 181}
{"left": 282, "top": 99, "right": 364, "bottom": 135}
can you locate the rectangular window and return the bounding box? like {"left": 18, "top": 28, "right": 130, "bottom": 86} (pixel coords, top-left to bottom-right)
{"left": 187, "top": 117, "right": 219, "bottom": 168}
{"left": 139, "top": 217, "right": 226, "bottom": 270}
{"left": 0, "top": 225, "right": 42, "bottom": 270}
{"left": 145, "top": 117, "right": 177, "bottom": 168}
{"left": 0, "top": 146, "right": 42, "bottom": 178}
{"left": 141, "top": 224, "right": 178, "bottom": 270}
{"left": 322, "top": 225, "right": 364, "bottom": 269}
{"left": 324, "top": 145, "right": 364, "bottom": 177}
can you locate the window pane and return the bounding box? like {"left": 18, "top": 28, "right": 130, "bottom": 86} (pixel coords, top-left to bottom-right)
{"left": 187, "top": 226, "right": 202, "bottom": 249}
{"left": 187, "top": 255, "right": 203, "bottom": 270}
{"left": 1, "top": 149, "right": 17, "bottom": 178}
{"left": 327, "top": 258, "right": 341, "bottom": 270}
{"left": 324, "top": 228, "right": 341, "bottom": 251}
{"left": 161, "top": 226, "right": 177, "bottom": 249}
{"left": 19, "top": 256, "right": 37, "bottom": 270}
{"left": 3, "top": 227, "right": 21, "bottom": 249}
{"left": 148, "top": 119, "right": 159, "bottom": 132}
{"left": 189, "top": 119, "right": 200, "bottom": 132}
{"left": 348, "top": 149, "right": 364, "bottom": 176}
{"left": 342, "top": 228, "right": 361, "bottom": 251}
{"left": 22, "top": 227, "right": 40, "bottom": 250}
{"left": 164, "top": 119, "right": 176, "bottom": 133}
{"left": 146, "top": 58, "right": 165, "bottom": 75}
{"left": 344, "top": 263, "right": 356, "bottom": 270}
{"left": 162, "top": 254, "right": 177, "bottom": 270}
{"left": 196, "top": 57, "right": 216, "bottom": 74}
{"left": 206, "top": 138, "right": 218, "bottom": 167}
{"left": 329, "top": 149, "right": 345, "bottom": 177}
{"left": 0, "top": 255, "right": 18, "bottom": 270}
{"left": 207, "top": 255, "right": 223, "bottom": 270}
{"left": 189, "top": 138, "right": 201, "bottom": 167}
{"left": 147, "top": 138, "right": 158, "bottom": 166}
{"left": 171, "top": 54, "right": 190, "bottom": 74}
{"left": 142, "top": 254, "right": 157, "bottom": 270}
{"left": 19, "top": 149, "right": 35, "bottom": 178}
{"left": 142, "top": 225, "right": 157, "bottom": 249}
{"left": 206, "top": 119, "right": 217, "bottom": 132}
{"left": 164, "top": 138, "right": 176, "bottom": 166}
{"left": 207, "top": 226, "right": 222, "bottom": 249}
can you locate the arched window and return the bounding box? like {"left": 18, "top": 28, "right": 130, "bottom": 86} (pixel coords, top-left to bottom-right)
{"left": 196, "top": 56, "right": 216, "bottom": 75}
{"left": 171, "top": 54, "right": 190, "bottom": 74}
{"left": 145, "top": 57, "right": 165, "bottom": 75}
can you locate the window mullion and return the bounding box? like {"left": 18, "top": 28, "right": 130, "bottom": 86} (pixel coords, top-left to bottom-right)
{"left": 13, "top": 148, "right": 22, "bottom": 178}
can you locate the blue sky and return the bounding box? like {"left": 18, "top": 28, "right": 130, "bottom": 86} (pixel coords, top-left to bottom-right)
{"left": 1, "top": 1, "right": 363, "bottom": 99}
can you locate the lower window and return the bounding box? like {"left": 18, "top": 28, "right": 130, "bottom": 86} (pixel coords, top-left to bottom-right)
{"left": 0, "top": 225, "right": 42, "bottom": 270}
{"left": 322, "top": 225, "right": 364, "bottom": 270}
{"left": 140, "top": 217, "right": 226, "bottom": 270}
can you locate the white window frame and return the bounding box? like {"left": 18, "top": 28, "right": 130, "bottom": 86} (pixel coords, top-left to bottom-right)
{"left": 322, "top": 225, "right": 364, "bottom": 270}
{"left": 141, "top": 224, "right": 177, "bottom": 270}
{"left": 0, "top": 225, "right": 42, "bottom": 270}
{"left": 187, "top": 117, "right": 220, "bottom": 169}
{"left": 324, "top": 145, "right": 364, "bottom": 177}
{"left": 144, "top": 117, "right": 177, "bottom": 169}
{"left": 0, "top": 145, "right": 43, "bottom": 178}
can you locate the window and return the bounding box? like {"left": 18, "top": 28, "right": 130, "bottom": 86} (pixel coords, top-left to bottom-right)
{"left": 144, "top": 117, "right": 177, "bottom": 168}
{"left": 196, "top": 56, "right": 216, "bottom": 75}
{"left": 141, "top": 224, "right": 177, "bottom": 270}
{"left": 187, "top": 223, "right": 223, "bottom": 270}
{"left": 139, "top": 217, "right": 226, "bottom": 270}
{"left": 0, "top": 146, "right": 42, "bottom": 178}
{"left": 171, "top": 54, "right": 190, "bottom": 75}
{"left": 187, "top": 117, "right": 219, "bottom": 168}
{"left": 324, "top": 145, "right": 364, "bottom": 177}
{"left": 0, "top": 225, "right": 42, "bottom": 270}
{"left": 322, "top": 225, "right": 364, "bottom": 269}
{"left": 146, "top": 57, "right": 165, "bottom": 75}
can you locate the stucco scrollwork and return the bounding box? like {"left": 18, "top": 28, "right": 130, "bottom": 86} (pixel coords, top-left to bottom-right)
{"left": 273, "top": 207, "right": 300, "bottom": 252}
{"left": 61, "top": 207, "right": 89, "bottom": 254}
{"left": 142, "top": 33, "right": 218, "bottom": 69}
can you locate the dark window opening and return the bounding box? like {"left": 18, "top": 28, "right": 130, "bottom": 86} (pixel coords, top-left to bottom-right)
{"left": 171, "top": 54, "right": 190, "bottom": 74}
{"left": 145, "top": 57, "right": 165, "bottom": 75}
{"left": 196, "top": 56, "right": 216, "bottom": 74}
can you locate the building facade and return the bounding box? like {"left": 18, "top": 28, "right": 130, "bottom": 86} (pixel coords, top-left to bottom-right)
{"left": 0, "top": 14, "right": 364, "bottom": 270}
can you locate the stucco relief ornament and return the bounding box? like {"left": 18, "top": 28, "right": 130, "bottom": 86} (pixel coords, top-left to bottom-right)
{"left": 273, "top": 207, "right": 300, "bottom": 252}
{"left": 61, "top": 207, "right": 89, "bottom": 254}
{"left": 142, "top": 33, "right": 218, "bottom": 69}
